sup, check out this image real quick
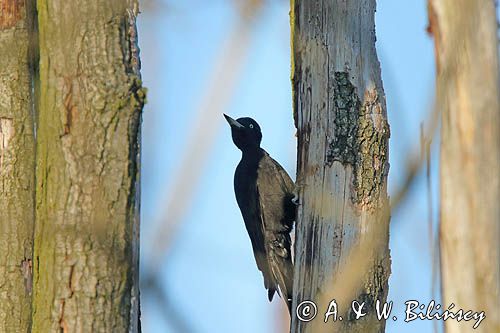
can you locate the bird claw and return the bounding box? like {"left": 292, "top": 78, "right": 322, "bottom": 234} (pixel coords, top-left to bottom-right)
{"left": 291, "top": 186, "right": 300, "bottom": 206}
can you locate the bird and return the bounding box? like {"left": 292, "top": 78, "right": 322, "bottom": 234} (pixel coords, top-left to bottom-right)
{"left": 223, "top": 113, "right": 296, "bottom": 313}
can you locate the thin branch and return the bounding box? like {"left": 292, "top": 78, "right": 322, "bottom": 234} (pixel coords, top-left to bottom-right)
{"left": 142, "top": 275, "right": 195, "bottom": 333}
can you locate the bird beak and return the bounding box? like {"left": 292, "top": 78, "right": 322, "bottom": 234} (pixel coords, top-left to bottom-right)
{"left": 223, "top": 114, "right": 244, "bottom": 128}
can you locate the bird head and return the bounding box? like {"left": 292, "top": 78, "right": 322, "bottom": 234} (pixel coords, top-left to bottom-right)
{"left": 223, "top": 114, "right": 262, "bottom": 151}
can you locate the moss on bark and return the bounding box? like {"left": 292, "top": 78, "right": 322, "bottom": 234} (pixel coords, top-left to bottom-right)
{"left": 0, "top": 0, "right": 36, "bottom": 331}
{"left": 31, "top": 1, "right": 144, "bottom": 331}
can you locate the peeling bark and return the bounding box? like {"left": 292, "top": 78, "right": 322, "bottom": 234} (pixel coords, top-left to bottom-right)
{"left": 428, "top": 1, "right": 500, "bottom": 333}
{"left": 0, "top": 0, "right": 24, "bottom": 28}
{"left": 291, "top": 1, "right": 390, "bottom": 332}
{"left": 31, "top": 1, "right": 144, "bottom": 331}
{"left": 0, "top": 0, "right": 36, "bottom": 331}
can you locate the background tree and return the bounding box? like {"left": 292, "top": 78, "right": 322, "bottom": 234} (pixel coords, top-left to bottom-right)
{"left": 428, "top": 1, "right": 500, "bottom": 333}
{"left": 0, "top": 0, "right": 36, "bottom": 331}
{"left": 1, "top": 0, "right": 144, "bottom": 331}
{"left": 290, "top": 0, "right": 391, "bottom": 332}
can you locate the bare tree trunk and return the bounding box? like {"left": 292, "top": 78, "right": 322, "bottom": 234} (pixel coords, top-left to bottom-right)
{"left": 428, "top": 1, "right": 500, "bottom": 333}
{"left": 0, "top": 0, "right": 36, "bottom": 331}
{"left": 31, "top": 0, "right": 144, "bottom": 331}
{"left": 291, "top": 1, "right": 390, "bottom": 333}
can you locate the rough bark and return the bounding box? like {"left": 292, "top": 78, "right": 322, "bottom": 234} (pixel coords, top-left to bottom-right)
{"left": 291, "top": 0, "right": 390, "bottom": 332}
{"left": 428, "top": 1, "right": 500, "bottom": 333}
{"left": 31, "top": 0, "right": 144, "bottom": 332}
{"left": 0, "top": 0, "right": 36, "bottom": 331}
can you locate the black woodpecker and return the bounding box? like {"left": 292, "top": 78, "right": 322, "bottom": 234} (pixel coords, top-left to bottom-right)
{"left": 224, "top": 114, "right": 295, "bottom": 313}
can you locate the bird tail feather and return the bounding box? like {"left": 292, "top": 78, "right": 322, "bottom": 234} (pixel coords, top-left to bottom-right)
{"left": 270, "top": 252, "right": 293, "bottom": 314}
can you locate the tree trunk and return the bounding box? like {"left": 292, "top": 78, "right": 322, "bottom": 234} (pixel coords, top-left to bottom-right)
{"left": 291, "top": 1, "right": 390, "bottom": 333}
{"left": 31, "top": 0, "right": 144, "bottom": 331}
{"left": 428, "top": 1, "right": 500, "bottom": 332}
{"left": 0, "top": 0, "right": 36, "bottom": 331}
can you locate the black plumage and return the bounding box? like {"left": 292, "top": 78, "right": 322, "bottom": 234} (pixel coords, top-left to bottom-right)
{"left": 224, "top": 114, "right": 295, "bottom": 313}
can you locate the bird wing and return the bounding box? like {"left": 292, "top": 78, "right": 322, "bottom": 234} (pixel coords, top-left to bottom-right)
{"left": 256, "top": 152, "right": 295, "bottom": 311}
{"left": 234, "top": 163, "right": 275, "bottom": 293}
{"left": 257, "top": 152, "right": 295, "bottom": 232}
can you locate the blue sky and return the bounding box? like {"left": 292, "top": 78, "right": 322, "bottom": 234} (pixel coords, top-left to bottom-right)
{"left": 138, "top": 1, "right": 446, "bottom": 332}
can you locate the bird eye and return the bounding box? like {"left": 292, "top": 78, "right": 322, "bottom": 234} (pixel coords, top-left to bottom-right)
{"left": 249, "top": 124, "right": 254, "bottom": 129}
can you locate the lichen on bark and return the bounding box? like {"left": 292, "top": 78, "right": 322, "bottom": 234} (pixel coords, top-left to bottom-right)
{"left": 291, "top": 1, "right": 391, "bottom": 332}
{"left": 326, "top": 72, "right": 389, "bottom": 208}
{"left": 326, "top": 72, "right": 360, "bottom": 167}
{"left": 355, "top": 90, "right": 390, "bottom": 208}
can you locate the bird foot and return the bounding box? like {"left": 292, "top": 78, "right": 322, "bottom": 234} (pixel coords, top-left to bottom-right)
{"left": 291, "top": 186, "right": 300, "bottom": 205}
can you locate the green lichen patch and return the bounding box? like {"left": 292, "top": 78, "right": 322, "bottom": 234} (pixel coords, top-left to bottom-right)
{"left": 326, "top": 72, "right": 390, "bottom": 208}
{"left": 355, "top": 92, "right": 390, "bottom": 207}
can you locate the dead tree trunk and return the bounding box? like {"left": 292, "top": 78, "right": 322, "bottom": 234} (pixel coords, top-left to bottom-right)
{"left": 31, "top": 0, "right": 144, "bottom": 331}
{"left": 428, "top": 1, "right": 500, "bottom": 333}
{"left": 0, "top": 1, "right": 36, "bottom": 331}
{"left": 291, "top": 1, "right": 390, "bottom": 332}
